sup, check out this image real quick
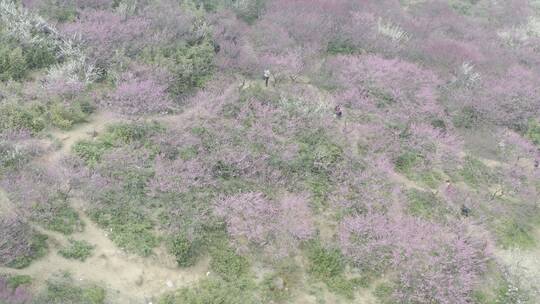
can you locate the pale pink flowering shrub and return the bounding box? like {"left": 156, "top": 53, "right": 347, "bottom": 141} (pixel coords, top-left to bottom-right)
{"left": 479, "top": 65, "right": 540, "bottom": 131}
{"left": 216, "top": 192, "right": 315, "bottom": 256}
{"left": 107, "top": 65, "right": 174, "bottom": 115}
{"left": 0, "top": 166, "right": 64, "bottom": 222}
{"left": 329, "top": 55, "right": 444, "bottom": 124}
{"left": 258, "top": 50, "right": 304, "bottom": 84}
{"left": 60, "top": 10, "right": 150, "bottom": 66}
{"left": 148, "top": 154, "right": 210, "bottom": 195}
{"left": 422, "top": 37, "right": 485, "bottom": 68}
{"left": 263, "top": 0, "right": 349, "bottom": 51}
{"left": 43, "top": 77, "right": 86, "bottom": 99}
{"left": 141, "top": 0, "right": 202, "bottom": 45}
{"left": 340, "top": 213, "right": 488, "bottom": 303}
{"left": 211, "top": 11, "right": 259, "bottom": 76}
{"left": 399, "top": 122, "right": 462, "bottom": 167}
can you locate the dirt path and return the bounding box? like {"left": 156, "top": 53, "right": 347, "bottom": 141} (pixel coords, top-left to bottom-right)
{"left": 1, "top": 210, "right": 209, "bottom": 303}
{"left": 42, "top": 111, "right": 122, "bottom": 164}
{"left": 1, "top": 110, "right": 211, "bottom": 303}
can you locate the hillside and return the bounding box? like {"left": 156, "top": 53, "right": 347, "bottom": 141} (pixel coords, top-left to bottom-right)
{"left": 1, "top": 0, "right": 540, "bottom": 303}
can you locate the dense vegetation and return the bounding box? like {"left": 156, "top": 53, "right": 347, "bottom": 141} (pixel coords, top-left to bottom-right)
{"left": 1, "top": 0, "right": 540, "bottom": 303}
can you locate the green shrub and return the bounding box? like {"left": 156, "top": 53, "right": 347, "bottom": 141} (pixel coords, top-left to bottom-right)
{"left": 23, "top": 42, "right": 57, "bottom": 70}
{"left": 526, "top": 119, "right": 540, "bottom": 146}
{"left": 394, "top": 150, "right": 421, "bottom": 174}
{"left": 0, "top": 46, "right": 26, "bottom": 81}
{"left": 6, "top": 274, "right": 32, "bottom": 289}
{"left": 73, "top": 122, "right": 163, "bottom": 166}
{"left": 327, "top": 38, "right": 359, "bottom": 55}
{"left": 35, "top": 273, "right": 106, "bottom": 304}
{"left": 169, "top": 235, "right": 201, "bottom": 267}
{"left": 59, "top": 239, "right": 95, "bottom": 261}
{"left": 37, "top": 1, "right": 78, "bottom": 22}
{"left": 91, "top": 206, "right": 159, "bottom": 256}
{"left": 72, "top": 140, "right": 110, "bottom": 166}
{"left": 460, "top": 156, "right": 494, "bottom": 187}
{"left": 192, "top": 0, "right": 264, "bottom": 23}
{"left": 495, "top": 219, "right": 536, "bottom": 249}
{"left": 406, "top": 189, "right": 445, "bottom": 219}
{"left": 472, "top": 264, "right": 531, "bottom": 304}
{"left": 36, "top": 201, "right": 83, "bottom": 235}
{"left": 306, "top": 241, "right": 356, "bottom": 298}
{"left": 167, "top": 41, "right": 215, "bottom": 96}
{"left": 210, "top": 243, "right": 249, "bottom": 280}
{"left": 371, "top": 88, "right": 397, "bottom": 109}
{"left": 296, "top": 129, "right": 343, "bottom": 175}
{"left": 417, "top": 170, "right": 444, "bottom": 189}
{"left": 305, "top": 175, "right": 333, "bottom": 209}
{"left": 0, "top": 102, "right": 45, "bottom": 134}
{"left": 231, "top": 0, "right": 265, "bottom": 24}
{"left": 48, "top": 102, "right": 89, "bottom": 130}
{"left": 104, "top": 122, "right": 163, "bottom": 144}
{"left": 159, "top": 277, "right": 257, "bottom": 304}
{"left": 212, "top": 160, "right": 240, "bottom": 179}
{"left": 449, "top": 0, "right": 477, "bottom": 15}
{"left": 453, "top": 106, "right": 480, "bottom": 129}
{"left": 0, "top": 32, "right": 57, "bottom": 81}
{"left": 307, "top": 242, "right": 345, "bottom": 280}
{"left": 373, "top": 282, "right": 395, "bottom": 304}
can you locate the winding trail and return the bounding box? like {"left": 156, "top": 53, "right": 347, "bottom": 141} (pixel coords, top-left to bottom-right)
{"left": 2, "top": 111, "right": 210, "bottom": 303}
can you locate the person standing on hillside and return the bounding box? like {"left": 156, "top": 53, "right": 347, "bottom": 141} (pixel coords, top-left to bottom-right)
{"left": 335, "top": 104, "right": 343, "bottom": 118}
{"left": 263, "top": 69, "right": 271, "bottom": 87}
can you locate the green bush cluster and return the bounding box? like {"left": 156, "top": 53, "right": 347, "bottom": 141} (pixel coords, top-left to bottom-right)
{"left": 90, "top": 200, "right": 159, "bottom": 256}
{"left": 394, "top": 150, "right": 421, "bottom": 174}
{"left": 494, "top": 219, "right": 536, "bottom": 249}
{"left": 167, "top": 41, "right": 215, "bottom": 96}
{"left": 73, "top": 122, "right": 162, "bottom": 166}
{"left": 59, "top": 239, "right": 95, "bottom": 261}
{"left": 0, "top": 98, "right": 93, "bottom": 134}
{"left": 34, "top": 0, "right": 78, "bottom": 22}
{"left": 35, "top": 200, "right": 84, "bottom": 235}
{"left": 159, "top": 277, "right": 257, "bottom": 304}
{"left": 49, "top": 100, "right": 93, "bottom": 130}
{"left": 169, "top": 235, "right": 202, "bottom": 267}
{"left": 159, "top": 237, "right": 256, "bottom": 304}
{"left": 327, "top": 38, "right": 360, "bottom": 55}
{"left": 296, "top": 129, "right": 343, "bottom": 175}
{"left": 0, "top": 102, "right": 46, "bottom": 134}
{"left": 209, "top": 243, "right": 250, "bottom": 280}
{"left": 453, "top": 106, "right": 481, "bottom": 129}
{"left": 373, "top": 282, "right": 395, "bottom": 304}
{"left": 34, "top": 273, "right": 106, "bottom": 304}
{"left": 459, "top": 156, "right": 494, "bottom": 188}
{"left": 192, "top": 0, "right": 265, "bottom": 23}
{"left": 144, "top": 39, "right": 215, "bottom": 97}
{"left": 406, "top": 189, "right": 447, "bottom": 219}
{"left": 526, "top": 119, "right": 540, "bottom": 146}
{"left": 306, "top": 241, "right": 356, "bottom": 299}
{"left": 0, "top": 31, "right": 56, "bottom": 81}
{"left": 5, "top": 274, "right": 32, "bottom": 289}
